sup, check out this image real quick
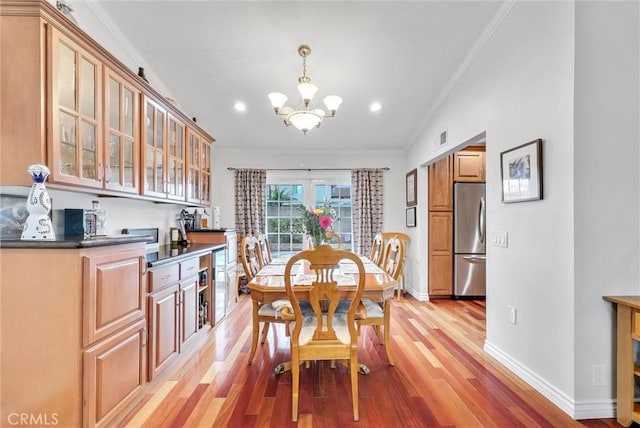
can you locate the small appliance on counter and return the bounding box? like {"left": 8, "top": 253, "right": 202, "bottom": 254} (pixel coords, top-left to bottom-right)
{"left": 64, "top": 208, "right": 96, "bottom": 239}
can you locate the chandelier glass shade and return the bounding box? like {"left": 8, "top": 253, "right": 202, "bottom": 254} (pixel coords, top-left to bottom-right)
{"left": 268, "top": 44, "right": 342, "bottom": 134}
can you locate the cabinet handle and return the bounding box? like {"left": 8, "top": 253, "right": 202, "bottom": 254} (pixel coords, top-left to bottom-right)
{"left": 98, "top": 163, "right": 104, "bottom": 181}
{"left": 142, "top": 328, "right": 147, "bottom": 347}
{"left": 105, "top": 165, "right": 111, "bottom": 183}
{"left": 161, "top": 274, "right": 172, "bottom": 280}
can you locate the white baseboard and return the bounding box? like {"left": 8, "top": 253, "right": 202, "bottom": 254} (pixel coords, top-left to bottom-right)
{"left": 484, "top": 340, "right": 616, "bottom": 420}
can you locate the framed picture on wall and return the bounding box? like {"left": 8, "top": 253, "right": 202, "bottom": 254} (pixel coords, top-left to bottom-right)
{"left": 406, "top": 207, "right": 416, "bottom": 227}
{"left": 500, "top": 139, "right": 543, "bottom": 203}
{"left": 406, "top": 168, "right": 417, "bottom": 206}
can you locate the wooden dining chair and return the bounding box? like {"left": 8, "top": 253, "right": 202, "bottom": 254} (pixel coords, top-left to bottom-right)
{"left": 358, "top": 235, "right": 404, "bottom": 366}
{"left": 281, "top": 245, "right": 366, "bottom": 422}
{"left": 255, "top": 232, "right": 272, "bottom": 267}
{"left": 368, "top": 232, "right": 385, "bottom": 266}
{"left": 325, "top": 230, "right": 342, "bottom": 248}
{"left": 381, "top": 232, "right": 410, "bottom": 298}
{"left": 241, "top": 235, "right": 285, "bottom": 364}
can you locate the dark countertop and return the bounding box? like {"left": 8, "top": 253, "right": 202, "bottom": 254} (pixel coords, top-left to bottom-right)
{"left": 0, "top": 234, "right": 152, "bottom": 249}
{"left": 146, "top": 243, "right": 225, "bottom": 267}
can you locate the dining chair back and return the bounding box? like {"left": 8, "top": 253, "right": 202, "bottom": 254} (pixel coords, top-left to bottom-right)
{"left": 380, "top": 236, "right": 405, "bottom": 281}
{"left": 255, "top": 232, "right": 272, "bottom": 267}
{"left": 381, "top": 232, "right": 409, "bottom": 298}
{"left": 369, "top": 232, "right": 385, "bottom": 266}
{"left": 240, "top": 235, "right": 263, "bottom": 281}
{"left": 282, "top": 244, "right": 365, "bottom": 422}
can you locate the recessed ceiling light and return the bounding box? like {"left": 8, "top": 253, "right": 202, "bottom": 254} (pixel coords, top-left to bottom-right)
{"left": 370, "top": 102, "right": 382, "bottom": 113}
{"left": 234, "top": 101, "right": 247, "bottom": 112}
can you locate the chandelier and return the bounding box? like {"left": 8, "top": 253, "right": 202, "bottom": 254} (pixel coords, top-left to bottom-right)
{"left": 268, "top": 44, "right": 342, "bottom": 134}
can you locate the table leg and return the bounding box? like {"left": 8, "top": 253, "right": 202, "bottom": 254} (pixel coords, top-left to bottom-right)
{"left": 248, "top": 300, "right": 260, "bottom": 364}
{"left": 383, "top": 303, "right": 395, "bottom": 366}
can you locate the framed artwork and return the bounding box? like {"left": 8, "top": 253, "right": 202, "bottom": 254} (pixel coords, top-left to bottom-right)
{"left": 0, "top": 194, "right": 30, "bottom": 239}
{"left": 406, "top": 168, "right": 417, "bottom": 206}
{"left": 406, "top": 207, "right": 416, "bottom": 227}
{"left": 500, "top": 139, "right": 543, "bottom": 203}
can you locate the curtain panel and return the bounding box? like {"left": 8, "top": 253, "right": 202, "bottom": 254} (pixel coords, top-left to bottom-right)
{"left": 234, "top": 169, "right": 266, "bottom": 238}
{"left": 351, "top": 168, "right": 384, "bottom": 255}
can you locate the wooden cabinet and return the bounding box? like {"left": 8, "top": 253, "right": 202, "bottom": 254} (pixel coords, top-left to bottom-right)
{"left": 428, "top": 156, "right": 453, "bottom": 211}
{"left": 147, "top": 253, "right": 210, "bottom": 380}
{"left": 0, "top": 1, "right": 214, "bottom": 206}
{"left": 602, "top": 296, "right": 640, "bottom": 427}
{"left": 50, "top": 27, "right": 103, "bottom": 188}
{"left": 104, "top": 67, "right": 140, "bottom": 194}
{"left": 186, "top": 129, "right": 212, "bottom": 205}
{"left": 0, "top": 242, "right": 147, "bottom": 427}
{"left": 428, "top": 212, "right": 453, "bottom": 297}
{"left": 454, "top": 149, "right": 485, "bottom": 182}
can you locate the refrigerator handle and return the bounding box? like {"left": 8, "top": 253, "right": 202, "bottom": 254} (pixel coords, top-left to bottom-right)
{"left": 478, "top": 196, "right": 485, "bottom": 244}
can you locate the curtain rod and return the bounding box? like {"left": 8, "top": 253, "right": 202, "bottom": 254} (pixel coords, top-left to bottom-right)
{"left": 227, "top": 167, "right": 390, "bottom": 171}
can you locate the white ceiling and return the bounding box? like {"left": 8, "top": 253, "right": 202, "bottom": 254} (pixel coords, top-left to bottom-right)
{"left": 92, "top": 1, "right": 503, "bottom": 152}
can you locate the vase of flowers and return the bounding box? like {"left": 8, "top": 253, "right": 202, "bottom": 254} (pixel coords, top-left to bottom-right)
{"left": 300, "top": 205, "right": 336, "bottom": 249}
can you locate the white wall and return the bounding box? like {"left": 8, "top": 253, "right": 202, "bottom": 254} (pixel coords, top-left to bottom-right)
{"left": 406, "top": 0, "right": 639, "bottom": 419}
{"left": 573, "top": 0, "right": 640, "bottom": 411}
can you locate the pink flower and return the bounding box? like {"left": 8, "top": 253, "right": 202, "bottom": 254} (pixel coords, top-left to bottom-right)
{"left": 319, "top": 215, "right": 332, "bottom": 230}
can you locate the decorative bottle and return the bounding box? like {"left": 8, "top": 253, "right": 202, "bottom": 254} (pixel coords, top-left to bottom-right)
{"left": 21, "top": 164, "right": 55, "bottom": 241}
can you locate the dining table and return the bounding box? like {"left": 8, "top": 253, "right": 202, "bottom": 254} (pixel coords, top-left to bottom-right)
{"left": 247, "top": 254, "right": 398, "bottom": 374}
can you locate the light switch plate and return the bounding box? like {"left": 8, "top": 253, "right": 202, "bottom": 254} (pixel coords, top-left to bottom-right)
{"left": 492, "top": 231, "right": 508, "bottom": 248}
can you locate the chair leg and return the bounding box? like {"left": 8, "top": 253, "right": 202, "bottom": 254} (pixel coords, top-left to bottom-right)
{"left": 260, "top": 321, "right": 270, "bottom": 344}
{"left": 248, "top": 301, "right": 260, "bottom": 364}
{"left": 291, "top": 353, "right": 300, "bottom": 422}
{"left": 350, "top": 350, "right": 360, "bottom": 421}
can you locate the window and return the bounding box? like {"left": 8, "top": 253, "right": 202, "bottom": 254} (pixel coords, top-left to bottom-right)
{"left": 266, "top": 173, "right": 352, "bottom": 257}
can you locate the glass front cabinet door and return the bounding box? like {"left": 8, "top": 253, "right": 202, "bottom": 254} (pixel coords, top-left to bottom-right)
{"left": 142, "top": 96, "right": 167, "bottom": 199}
{"left": 167, "top": 114, "right": 185, "bottom": 201}
{"left": 187, "top": 129, "right": 212, "bottom": 205}
{"left": 50, "top": 28, "right": 102, "bottom": 188}
{"left": 104, "top": 68, "right": 140, "bottom": 194}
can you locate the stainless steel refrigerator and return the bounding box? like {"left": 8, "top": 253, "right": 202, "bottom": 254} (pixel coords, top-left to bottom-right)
{"left": 453, "top": 182, "right": 486, "bottom": 298}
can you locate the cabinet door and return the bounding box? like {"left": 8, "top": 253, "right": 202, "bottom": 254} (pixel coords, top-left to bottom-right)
{"left": 201, "top": 139, "right": 212, "bottom": 206}
{"left": 142, "top": 96, "right": 167, "bottom": 198}
{"left": 186, "top": 129, "right": 201, "bottom": 204}
{"left": 49, "top": 28, "right": 103, "bottom": 188}
{"left": 104, "top": 68, "right": 140, "bottom": 194}
{"left": 180, "top": 277, "right": 199, "bottom": 348}
{"left": 83, "top": 319, "right": 146, "bottom": 428}
{"left": 428, "top": 212, "right": 453, "bottom": 296}
{"left": 167, "top": 114, "right": 186, "bottom": 201}
{"left": 83, "top": 248, "right": 146, "bottom": 347}
{"left": 428, "top": 156, "right": 453, "bottom": 211}
{"left": 148, "top": 284, "right": 179, "bottom": 380}
{"left": 454, "top": 151, "right": 485, "bottom": 182}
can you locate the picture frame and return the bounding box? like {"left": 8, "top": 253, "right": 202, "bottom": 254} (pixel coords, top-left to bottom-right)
{"left": 406, "top": 168, "right": 417, "bottom": 206}
{"left": 406, "top": 207, "right": 416, "bottom": 227}
{"left": 500, "top": 139, "right": 543, "bottom": 203}
{"left": 0, "top": 194, "right": 30, "bottom": 239}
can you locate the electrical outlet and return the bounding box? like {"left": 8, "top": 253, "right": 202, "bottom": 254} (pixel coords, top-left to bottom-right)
{"left": 507, "top": 306, "right": 517, "bottom": 325}
{"left": 592, "top": 365, "right": 605, "bottom": 386}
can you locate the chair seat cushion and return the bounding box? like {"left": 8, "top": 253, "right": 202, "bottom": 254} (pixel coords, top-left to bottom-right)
{"left": 292, "top": 313, "right": 354, "bottom": 346}
{"left": 362, "top": 299, "right": 384, "bottom": 318}
{"left": 259, "top": 300, "right": 313, "bottom": 318}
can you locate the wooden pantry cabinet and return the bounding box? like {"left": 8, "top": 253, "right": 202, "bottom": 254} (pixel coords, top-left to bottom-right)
{"left": 0, "top": 242, "right": 147, "bottom": 428}
{"left": 0, "top": 1, "right": 213, "bottom": 206}
{"left": 453, "top": 148, "right": 485, "bottom": 182}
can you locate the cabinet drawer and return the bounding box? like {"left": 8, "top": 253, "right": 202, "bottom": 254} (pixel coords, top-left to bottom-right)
{"left": 149, "top": 263, "right": 179, "bottom": 292}
{"left": 180, "top": 257, "right": 199, "bottom": 279}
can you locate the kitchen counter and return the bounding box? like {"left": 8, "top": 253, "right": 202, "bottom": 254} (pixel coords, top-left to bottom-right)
{"left": 0, "top": 234, "right": 153, "bottom": 249}
{"left": 146, "top": 243, "right": 225, "bottom": 267}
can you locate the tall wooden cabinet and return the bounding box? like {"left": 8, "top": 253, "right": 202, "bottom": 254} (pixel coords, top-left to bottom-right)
{"left": 428, "top": 156, "right": 454, "bottom": 297}
{"left": 0, "top": 1, "right": 214, "bottom": 207}
{"left": 0, "top": 242, "right": 147, "bottom": 428}
{"left": 427, "top": 145, "right": 486, "bottom": 298}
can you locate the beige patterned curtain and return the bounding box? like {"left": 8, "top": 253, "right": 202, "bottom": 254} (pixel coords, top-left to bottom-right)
{"left": 234, "top": 169, "right": 266, "bottom": 238}
{"left": 351, "top": 168, "right": 384, "bottom": 255}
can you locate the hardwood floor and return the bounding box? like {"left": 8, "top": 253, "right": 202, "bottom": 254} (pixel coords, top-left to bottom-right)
{"left": 119, "top": 295, "right": 618, "bottom": 427}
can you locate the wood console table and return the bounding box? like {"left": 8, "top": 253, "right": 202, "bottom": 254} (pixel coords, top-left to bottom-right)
{"left": 603, "top": 295, "right": 640, "bottom": 426}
